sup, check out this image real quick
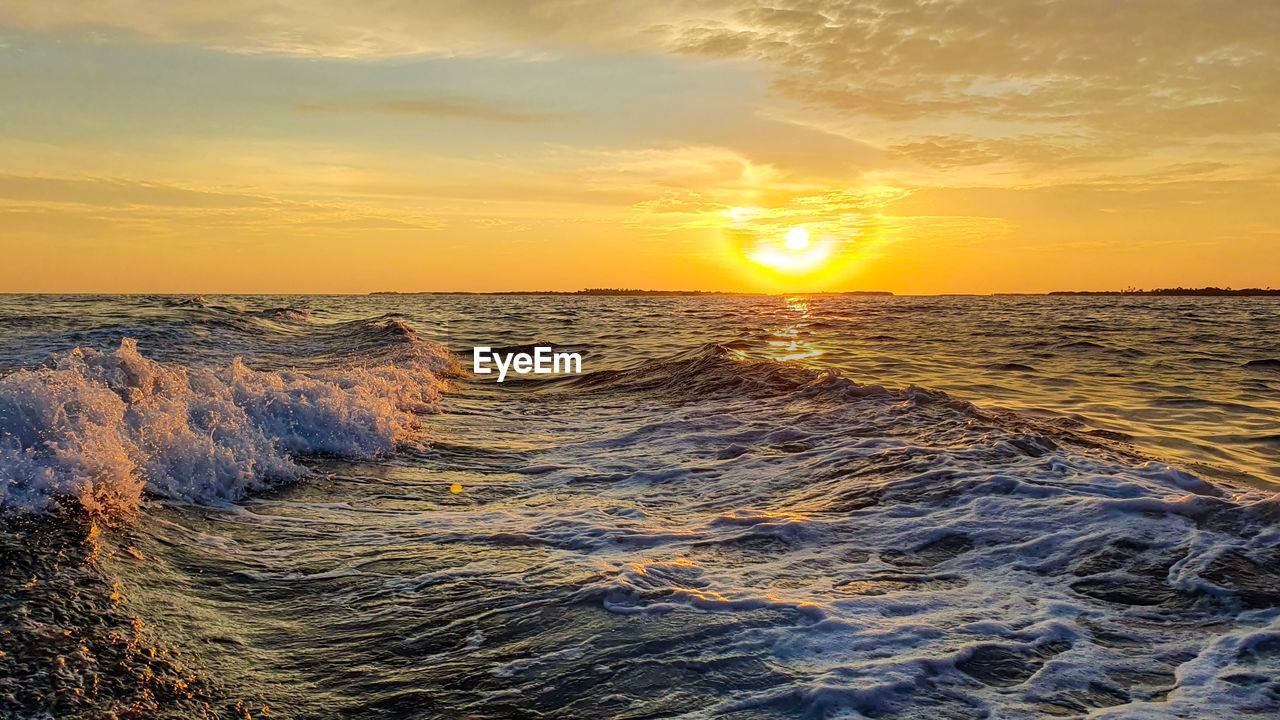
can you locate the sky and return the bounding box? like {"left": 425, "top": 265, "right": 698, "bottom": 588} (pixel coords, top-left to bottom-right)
{"left": 1, "top": 0, "right": 1278, "bottom": 294}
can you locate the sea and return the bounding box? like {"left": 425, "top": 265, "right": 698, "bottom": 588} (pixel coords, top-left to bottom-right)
{"left": 1, "top": 294, "right": 1278, "bottom": 719}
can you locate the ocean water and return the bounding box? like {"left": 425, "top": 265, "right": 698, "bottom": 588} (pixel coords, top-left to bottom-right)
{"left": 1, "top": 294, "right": 1278, "bottom": 719}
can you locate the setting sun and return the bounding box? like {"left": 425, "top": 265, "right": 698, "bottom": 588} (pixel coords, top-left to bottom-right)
{"left": 784, "top": 227, "right": 810, "bottom": 250}
{"left": 746, "top": 231, "right": 835, "bottom": 277}
{"left": 718, "top": 217, "right": 867, "bottom": 288}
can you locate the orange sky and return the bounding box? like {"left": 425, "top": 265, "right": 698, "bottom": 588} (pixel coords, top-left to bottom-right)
{"left": 1, "top": 1, "right": 1278, "bottom": 293}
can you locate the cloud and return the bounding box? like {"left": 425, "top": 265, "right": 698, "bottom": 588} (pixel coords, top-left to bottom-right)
{"left": 5, "top": 1, "right": 1275, "bottom": 168}
{"left": 668, "top": 1, "right": 1280, "bottom": 144}
{"left": 0, "top": 0, "right": 675, "bottom": 57}
{"left": 634, "top": 189, "right": 729, "bottom": 215}
{"left": 0, "top": 173, "right": 280, "bottom": 208}
{"left": 296, "top": 97, "right": 563, "bottom": 124}
{"left": 632, "top": 179, "right": 916, "bottom": 247}
{"left": 887, "top": 135, "right": 1115, "bottom": 169}
{"left": 0, "top": 172, "right": 444, "bottom": 233}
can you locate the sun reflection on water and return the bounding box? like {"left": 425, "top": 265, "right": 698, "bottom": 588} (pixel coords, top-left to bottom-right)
{"left": 763, "top": 297, "right": 826, "bottom": 363}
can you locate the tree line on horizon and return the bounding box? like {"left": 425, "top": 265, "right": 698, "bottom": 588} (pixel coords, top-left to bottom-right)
{"left": 1049, "top": 287, "right": 1278, "bottom": 296}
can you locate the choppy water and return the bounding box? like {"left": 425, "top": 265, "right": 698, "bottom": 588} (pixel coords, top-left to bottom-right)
{"left": 1, "top": 294, "right": 1278, "bottom": 719}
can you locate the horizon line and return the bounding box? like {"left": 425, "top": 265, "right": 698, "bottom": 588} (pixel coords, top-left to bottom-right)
{"left": 2, "top": 286, "right": 1278, "bottom": 298}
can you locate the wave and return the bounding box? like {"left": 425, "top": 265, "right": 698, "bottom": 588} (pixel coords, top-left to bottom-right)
{"left": 987, "top": 362, "right": 1037, "bottom": 372}
{"left": 0, "top": 335, "right": 458, "bottom": 519}
{"left": 556, "top": 344, "right": 980, "bottom": 416}
{"left": 535, "top": 343, "right": 1253, "bottom": 503}
{"left": 437, "top": 336, "right": 1280, "bottom": 718}
{"left": 555, "top": 344, "right": 860, "bottom": 400}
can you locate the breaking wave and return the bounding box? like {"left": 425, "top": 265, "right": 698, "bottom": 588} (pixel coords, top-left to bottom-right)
{"left": 0, "top": 336, "right": 457, "bottom": 517}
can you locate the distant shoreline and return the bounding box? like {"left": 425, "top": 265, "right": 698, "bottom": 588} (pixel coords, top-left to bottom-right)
{"left": 370, "top": 287, "right": 1279, "bottom": 297}
{"left": 1045, "top": 287, "right": 1280, "bottom": 296}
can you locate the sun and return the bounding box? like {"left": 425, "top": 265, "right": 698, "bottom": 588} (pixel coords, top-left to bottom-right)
{"left": 721, "top": 216, "right": 867, "bottom": 288}
{"left": 783, "top": 226, "right": 810, "bottom": 250}
{"left": 739, "top": 226, "right": 833, "bottom": 276}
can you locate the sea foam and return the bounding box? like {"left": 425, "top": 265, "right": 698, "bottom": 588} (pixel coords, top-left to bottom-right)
{"left": 0, "top": 338, "right": 455, "bottom": 517}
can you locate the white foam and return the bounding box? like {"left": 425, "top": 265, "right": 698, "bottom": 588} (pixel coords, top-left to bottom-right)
{"left": 400, "top": 377, "right": 1280, "bottom": 718}
{"left": 0, "top": 338, "right": 454, "bottom": 516}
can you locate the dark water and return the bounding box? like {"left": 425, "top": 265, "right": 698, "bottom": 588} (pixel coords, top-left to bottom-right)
{"left": 1, "top": 294, "right": 1278, "bottom": 719}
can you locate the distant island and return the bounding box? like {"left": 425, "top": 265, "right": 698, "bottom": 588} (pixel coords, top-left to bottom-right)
{"left": 1047, "top": 287, "right": 1280, "bottom": 296}
{"left": 371, "top": 288, "right": 895, "bottom": 296}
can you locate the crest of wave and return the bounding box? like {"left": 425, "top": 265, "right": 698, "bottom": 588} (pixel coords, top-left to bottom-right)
{"left": 0, "top": 338, "right": 456, "bottom": 518}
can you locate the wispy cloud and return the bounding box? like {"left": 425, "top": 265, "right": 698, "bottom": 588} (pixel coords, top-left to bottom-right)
{"left": 296, "top": 97, "right": 563, "bottom": 124}
{"left": 0, "top": 172, "right": 444, "bottom": 233}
